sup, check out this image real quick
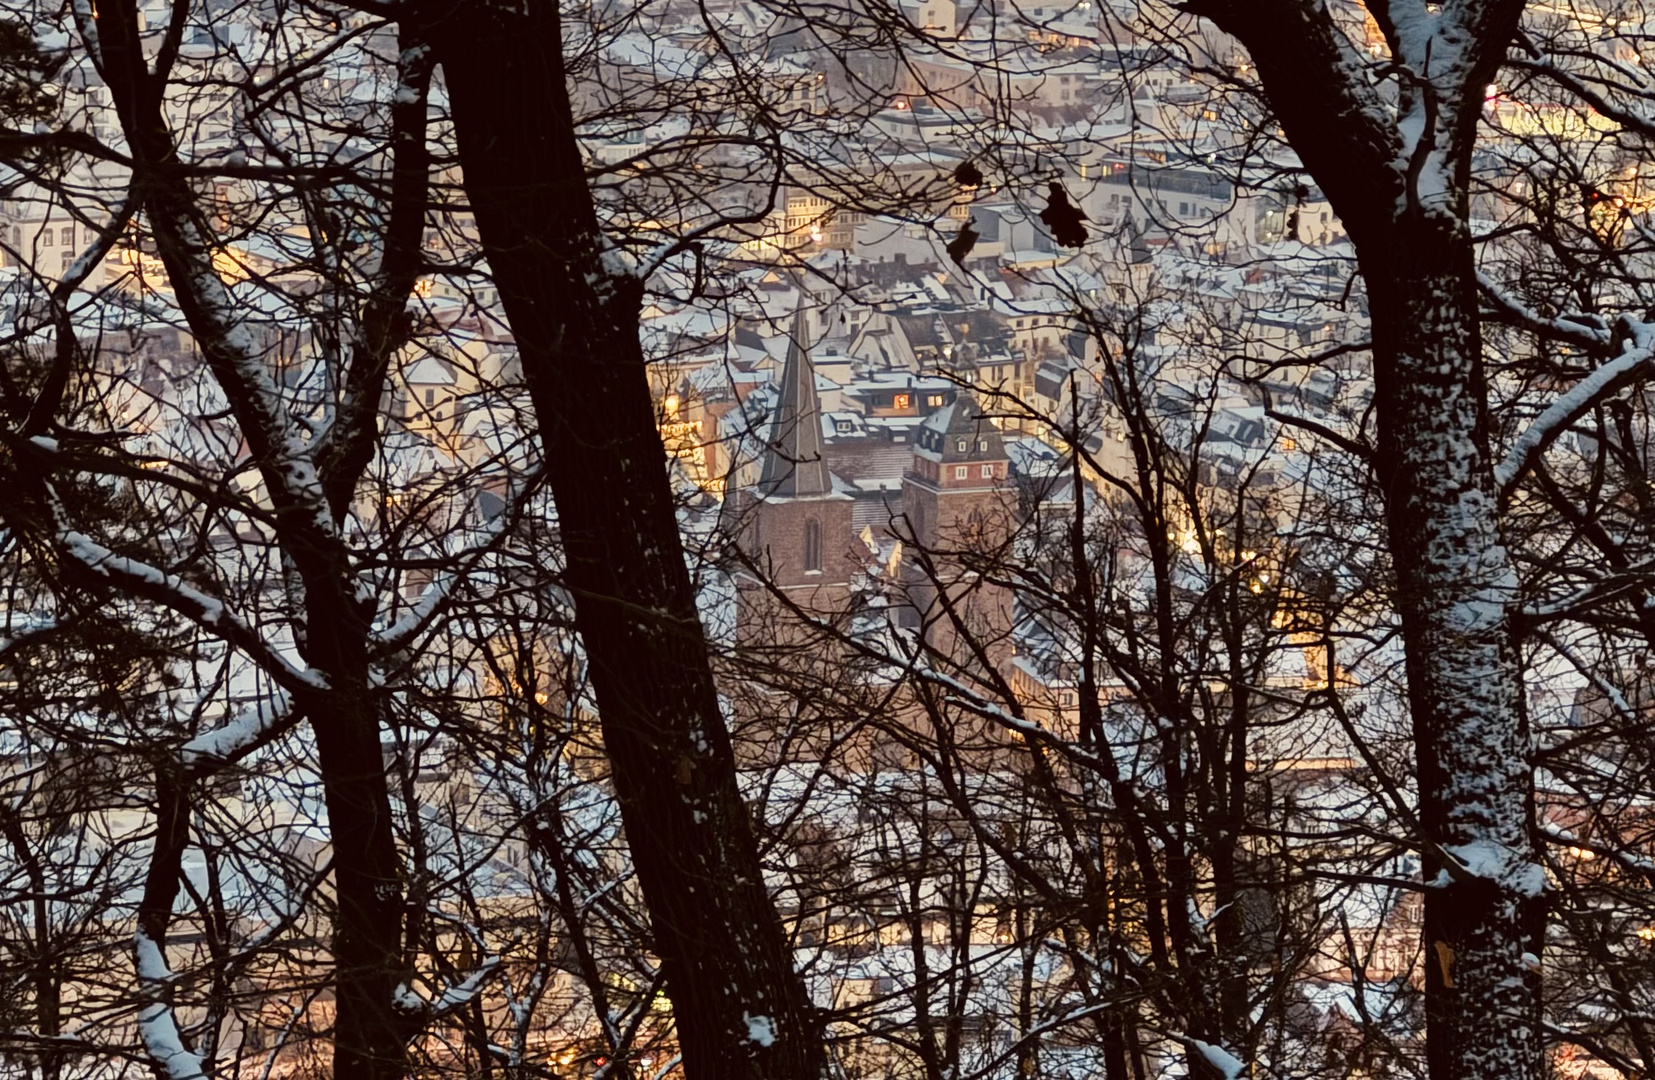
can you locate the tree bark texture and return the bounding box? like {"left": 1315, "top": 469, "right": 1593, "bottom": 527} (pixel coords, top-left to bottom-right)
{"left": 1180, "top": 1, "right": 1545, "bottom": 1076}
{"left": 425, "top": 5, "right": 826, "bottom": 1078}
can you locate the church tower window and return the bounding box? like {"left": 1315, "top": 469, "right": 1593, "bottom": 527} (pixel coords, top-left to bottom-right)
{"left": 804, "top": 518, "right": 823, "bottom": 572}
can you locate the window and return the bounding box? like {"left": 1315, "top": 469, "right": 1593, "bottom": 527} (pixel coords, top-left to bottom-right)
{"left": 61, "top": 226, "right": 74, "bottom": 246}
{"left": 926, "top": 394, "right": 944, "bottom": 407}
{"left": 1281, "top": 435, "right": 1298, "bottom": 452}
{"left": 981, "top": 463, "right": 994, "bottom": 478}
{"left": 957, "top": 438, "right": 968, "bottom": 452}
{"left": 61, "top": 251, "right": 73, "bottom": 271}
{"left": 955, "top": 465, "right": 969, "bottom": 479}
{"left": 424, "top": 388, "right": 435, "bottom": 406}
{"left": 835, "top": 419, "right": 853, "bottom": 434}
{"left": 893, "top": 393, "right": 911, "bottom": 409}
{"left": 804, "top": 518, "right": 822, "bottom": 572}
{"left": 41, "top": 230, "right": 52, "bottom": 248}
{"left": 978, "top": 439, "right": 988, "bottom": 451}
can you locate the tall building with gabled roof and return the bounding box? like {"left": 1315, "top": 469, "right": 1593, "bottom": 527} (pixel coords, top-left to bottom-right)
{"left": 728, "top": 305, "right": 859, "bottom": 645}
{"left": 757, "top": 306, "right": 833, "bottom": 500}
{"left": 900, "top": 389, "right": 1017, "bottom": 667}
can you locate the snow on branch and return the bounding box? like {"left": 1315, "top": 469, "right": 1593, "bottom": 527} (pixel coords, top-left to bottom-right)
{"left": 59, "top": 531, "right": 326, "bottom": 695}
{"left": 923, "top": 667, "right": 1118, "bottom": 776}
{"left": 158, "top": 211, "right": 332, "bottom": 536}
{"left": 1167, "top": 1034, "right": 1245, "bottom": 1080}
{"left": 393, "top": 956, "right": 502, "bottom": 1021}
{"left": 134, "top": 928, "right": 206, "bottom": 1080}
{"left": 1496, "top": 321, "right": 1655, "bottom": 494}
{"left": 1541, "top": 825, "right": 1655, "bottom": 881}
{"left": 371, "top": 503, "right": 522, "bottom": 656}
{"left": 180, "top": 690, "right": 295, "bottom": 768}
{"left": 371, "top": 573, "right": 452, "bottom": 653}
{"left": 1477, "top": 272, "right": 1611, "bottom": 350}
{"left": 1439, "top": 839, "right": 1547, "bottom": 898}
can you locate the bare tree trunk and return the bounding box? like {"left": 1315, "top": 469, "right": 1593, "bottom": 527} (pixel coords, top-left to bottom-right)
{"left": 1183, "top": 0, "right": 1547, "bottom": 1074}
{"left": 82, "top": 4, "right": 435, "bottom": 1073}
{"left": 424, "top": 4, "right": 825, "bottom": 1077}
{"left": 1362, "top": 221, "right": 1546, "bottom": 1080}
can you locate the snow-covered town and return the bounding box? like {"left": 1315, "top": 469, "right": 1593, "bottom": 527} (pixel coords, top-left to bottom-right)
{"left": 0, "top": 0, "right": 1652, "bottom": 1077}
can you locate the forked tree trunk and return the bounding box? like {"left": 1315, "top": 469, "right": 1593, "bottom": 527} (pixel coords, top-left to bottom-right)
{"left": 84, "top": 3, "right": 429, "bottom": 1073}
{"left": 1173, "top": 0, "right": 1544, "bottom": 1075}
{"left": 425, "top": 4, "right": 825, "bottom": 1077}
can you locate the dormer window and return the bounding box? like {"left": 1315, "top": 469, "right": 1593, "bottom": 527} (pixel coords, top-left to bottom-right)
{"left": 978, "top": 439, "right": 988, "bottom": 451}
{"left": 957, "top": 438, "right": 968, "bottom": 452}
{"left": 927, "top": 394, "right": 944, "bottom": 407}
{"left": 836, "top": 420, "right": 853, "bottom": 434}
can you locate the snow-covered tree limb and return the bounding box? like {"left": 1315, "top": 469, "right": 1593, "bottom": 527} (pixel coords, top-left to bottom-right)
{"left": 58, "top": 531, "right": 327, "bottom": 695}
{"left": 1476, "top": 271, "right": 1612, "bottom": 351}
{"left": 393, "top": 957, "right": 502, "bottom": 1022}
{"left": 180, "top": 690, "right": 298, "bottom": 769}
{"left": 133, "top": 930, "right": 206, "bottom": 1080}
{"left": 1496, "top": 320, "right": 1655, "bottom": 494}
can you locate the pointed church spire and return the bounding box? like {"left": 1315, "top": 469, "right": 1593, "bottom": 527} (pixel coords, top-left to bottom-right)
{"left": 758, "top": 302, "right": 830, "bottom": 498}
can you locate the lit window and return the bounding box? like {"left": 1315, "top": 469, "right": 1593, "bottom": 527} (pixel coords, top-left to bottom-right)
{"left": 1281, "top": 435, "right": 1297, "bottom": 452}
{"left": 927, "top": 394, "right": 944, "bottom": 407}
{"left": 955, "top": 465, "right": 969, "bottom": 479}
{"left": 894, "top": 393, "right": 911, "bottom": 409}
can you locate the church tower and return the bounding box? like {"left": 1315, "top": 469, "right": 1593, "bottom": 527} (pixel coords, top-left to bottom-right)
{"left": 730, "top": 306, "right": 858, "bottom": 643}
{"left": 900, "top": 391, "right": 1017, "bottom": 667}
